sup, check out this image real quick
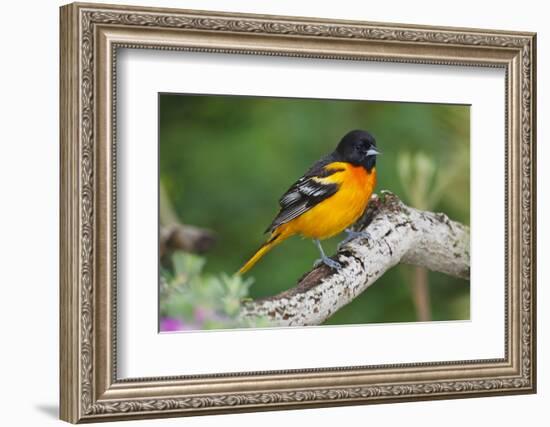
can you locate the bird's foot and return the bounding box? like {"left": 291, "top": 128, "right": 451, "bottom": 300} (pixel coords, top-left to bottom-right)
{"left": 313, "top": 255, "right": 342, "bottom": 271}
{"left": 337, "top": 229, "right": 372, "bottom": 250}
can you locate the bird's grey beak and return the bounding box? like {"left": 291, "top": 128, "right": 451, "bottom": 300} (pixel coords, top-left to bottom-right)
{"left": 367, "top": 147, "right": 381, "bottom": 156}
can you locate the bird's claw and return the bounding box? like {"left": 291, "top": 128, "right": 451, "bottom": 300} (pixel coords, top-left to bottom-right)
{"left": 337, "top": 229, "right": 373, "bottom": 250}
{"left": 313, "top": 256, "right": 342, "bottom": 271}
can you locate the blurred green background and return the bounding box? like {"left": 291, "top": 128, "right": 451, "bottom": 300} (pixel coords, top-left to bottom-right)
{"left": 159, "top": 93, "right": 470, "bottom": 328}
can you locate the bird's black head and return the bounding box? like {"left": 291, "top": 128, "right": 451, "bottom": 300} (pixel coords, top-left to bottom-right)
{"left": 335, "top": 130, "right": 380, "bottom": 172}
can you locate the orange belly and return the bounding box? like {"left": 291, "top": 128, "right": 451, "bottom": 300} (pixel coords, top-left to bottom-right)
{"left": 281, "top": 163, "right": 376, "bottom": 240}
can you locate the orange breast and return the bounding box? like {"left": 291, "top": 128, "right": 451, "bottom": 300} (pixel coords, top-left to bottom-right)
{"left": 282, "top": 163, "right": 376, "bottom": 240}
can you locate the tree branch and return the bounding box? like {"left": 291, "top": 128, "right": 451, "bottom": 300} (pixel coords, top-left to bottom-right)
{"left": 239, "top": 191, "right": 470, "bottom": 327}
{"left": 159, "top": 181, "right": 217, "bottom": 256}
{"left": 160, "top": 224, "right": 217, "bottom": 256}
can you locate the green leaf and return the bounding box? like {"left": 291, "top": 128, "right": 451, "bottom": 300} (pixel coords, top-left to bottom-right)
{"left": 172, "top": 252, "right": 205, "bottom": 279}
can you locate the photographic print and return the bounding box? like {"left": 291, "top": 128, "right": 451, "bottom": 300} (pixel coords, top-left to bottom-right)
{"left": 158, "top": 94, "right": 470, "bottom": 332}
{"left": 60, "top": 3, "right": 535, "bottom": 421}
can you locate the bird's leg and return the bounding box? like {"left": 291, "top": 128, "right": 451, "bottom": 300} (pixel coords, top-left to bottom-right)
{"left": 337, "top": 228, "right": 372, "bottom": 249}
{"left": 313, "top": 239, "right": 342, "bottom": 270}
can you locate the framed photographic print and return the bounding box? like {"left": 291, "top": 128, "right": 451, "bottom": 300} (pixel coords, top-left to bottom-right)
{"left": 59, "top": 2, "right": 537, "bottom": 423}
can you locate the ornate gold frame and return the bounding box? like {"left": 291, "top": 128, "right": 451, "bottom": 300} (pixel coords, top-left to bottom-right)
{"left": 60, "top": 2, "right": 536, "bottom": 423}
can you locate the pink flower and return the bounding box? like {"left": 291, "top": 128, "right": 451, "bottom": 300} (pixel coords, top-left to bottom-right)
{"left": 160, "top": 317, "right": 186, "bottom": 332}
{"left": 193, "top": 307, "right": 212, "bottom": 323}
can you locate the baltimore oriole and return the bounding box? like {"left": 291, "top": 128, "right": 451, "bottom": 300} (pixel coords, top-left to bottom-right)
{"left": 238, "top": 130, "right": 380, "bottom": 274}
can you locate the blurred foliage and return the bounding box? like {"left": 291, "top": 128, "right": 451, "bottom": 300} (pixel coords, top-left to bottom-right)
{"left": 160, "top": 251, "right": 269, "bottom": 331}
{"left": 159, "top": 94, "right": 470, "bottom": 327}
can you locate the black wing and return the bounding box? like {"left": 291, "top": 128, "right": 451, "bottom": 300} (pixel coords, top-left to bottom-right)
{"left": 265, "top": 155, "right": 343, "bottom": 234}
